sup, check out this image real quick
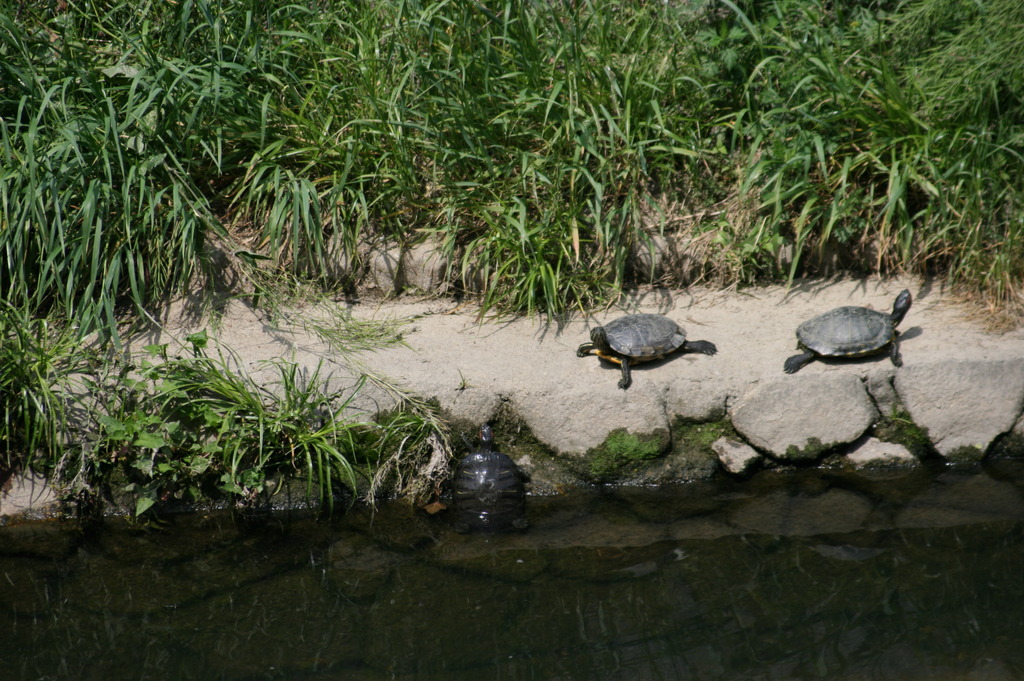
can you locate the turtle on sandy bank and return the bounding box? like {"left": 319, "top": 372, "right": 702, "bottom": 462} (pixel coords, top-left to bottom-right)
{"left": 784, "top": 289, "right": 912, "bottom": 374}
{"left": 576, "top": 313, "right": 717, "bottom": 390}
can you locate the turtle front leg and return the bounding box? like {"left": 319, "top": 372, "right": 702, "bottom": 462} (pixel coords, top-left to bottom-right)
{"left": 889, "top": 337, "right": 903, "bottom": 367}
{"left": 576, "top": 342, "right": 595, "bottom": 358}
{"left": 783, "top": 351, "right": 816, "bottom": 374}
{"left": 617, "top": 357, "right": 632, "bottom": 390}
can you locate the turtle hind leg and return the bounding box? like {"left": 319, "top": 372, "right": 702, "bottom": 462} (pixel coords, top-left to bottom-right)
{"left": 617, "top": 357, "right": 632, "bottom": 390}
{"left": 684, "top": 340, "right": 717, "bottom": 356}
{"left": 576, "top": 342, "right": 595, "bottom": 358}
{"left": 784, "top": 351, "right": 816, "bottom": 374}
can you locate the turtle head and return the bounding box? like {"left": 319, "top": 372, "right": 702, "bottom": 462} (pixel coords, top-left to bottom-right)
{"left": 479, "top": 424, "right": 495, "bottom": 452}
{"left": 890, "top": 289, "right": 912, "bottom": 327}
{"left": 590, "top": 325, "right": 612, "bottom": 353}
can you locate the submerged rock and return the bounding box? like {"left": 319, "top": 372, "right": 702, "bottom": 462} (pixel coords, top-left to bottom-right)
{"left": 729, "top": 487, "right": 874, "bottom": 536}
{"left": 894, "top": 472, "right": 1024, "bottom": 528}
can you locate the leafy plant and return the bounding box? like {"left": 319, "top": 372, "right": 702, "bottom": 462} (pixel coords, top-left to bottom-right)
{"left": 83, "top": 333, "right": 388, "bottom": 516}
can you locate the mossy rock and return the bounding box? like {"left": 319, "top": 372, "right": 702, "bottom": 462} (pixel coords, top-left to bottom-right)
{"left": 654, "top": 417, "right": 732, "bottom": 481}
{"left": 782, "top": 436, "right": 837, "bottom": 462}
{"left": 871, "top": 406, "right": 935, "bottom": 459}
{"left": 673, "top": 418, "right": 734, "bottom": 449}
{"left": 942, "top": 445, "right": 986, "bottom": 465}
{"left": 988, "top": 430, "right": 1024, "bottom": 459}
{"left": 584, "top": 428, "right": 671, "bottom": 484}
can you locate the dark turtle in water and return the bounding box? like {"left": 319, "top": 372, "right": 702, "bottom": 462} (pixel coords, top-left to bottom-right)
{"left": 576, "top": 313, "right": 717, "bottom": 390}
{"left": 784, "top": 289, "right": 912, "bottom": 374}
{"left": 451, "top": 425, "right": 527, "bottom": 533}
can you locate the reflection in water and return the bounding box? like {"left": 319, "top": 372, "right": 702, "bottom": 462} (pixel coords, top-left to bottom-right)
{"left": 2, "top": 463, "right": 1024, "bottom": 680}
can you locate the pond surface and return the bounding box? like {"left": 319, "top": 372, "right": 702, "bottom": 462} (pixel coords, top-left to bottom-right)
{"left": 3, "top": 461, "right": 1024, "bottom": 681}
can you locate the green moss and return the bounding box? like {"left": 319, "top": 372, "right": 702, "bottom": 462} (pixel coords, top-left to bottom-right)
{"left": 582, "top": 418, "right": 739, "bottom": 485}
{"left": 943, "top": 445, "right": 986, "bottom": 465}
{"left": 783, "top": 437, "right": 834, "bottom": 462}
{"left": 485, "top": 405, "right": 557, "bottom": 463}
{"left": 656, "top": 417, "right": 736, "bottom": 481}
{"left": 672, "top": 418, "right": 733, "bottom": 450}
{"left": 586, "top": 428, "right": 669, "bottom": 483}
{"left": 989, "top": 431, "right": 1024, "bottom": 459}
{"left": 872, "top": 406, "right": 935, "bottom": 458}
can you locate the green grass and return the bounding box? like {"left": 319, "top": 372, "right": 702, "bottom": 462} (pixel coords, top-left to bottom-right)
{"left": 4, "top": 0, "right": 1022, "bottom": 329}
{"left": 0, "top": 301, "right": 89, "bottom": 479}
{"left": 3, "top": 0, "right": 1024, "bottom": 510}
{"left": 701, "top": 0, "right": 1024, "bottom": 309}
{"left": 0, "top": 312, "right": 449, "bottom": 516}
{"left": 68, "top": 332, "right": 448, "bottom": 516}
{"left": 1, "top": 0, "right": 715, "bottom": 331}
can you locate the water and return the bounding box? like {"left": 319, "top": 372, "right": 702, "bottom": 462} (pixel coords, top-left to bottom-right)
{"left": 3, "top": 461, "right": 1024, "bottom": 681}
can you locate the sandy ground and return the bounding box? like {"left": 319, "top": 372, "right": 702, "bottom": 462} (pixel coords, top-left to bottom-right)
{"left": 345, "top": 276, "right": 1024, "bottom": 385}
{"left": 132, "top": 276, "right": 1024, "bottom": 446}
{"left": 138, "top": 276, "right": 1024, "bottom": 397}
{"left": 6, "top": 276, "right": 1024, "bottom": 517}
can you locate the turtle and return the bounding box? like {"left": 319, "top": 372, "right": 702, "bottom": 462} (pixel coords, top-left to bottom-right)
{"left": 451, "top": 424, "right": 528, "bottom": 533}
{"left": 783, "top": 289, "right": 913, "bottom": 374}
{"left": 576, "top": 313, "right": 718, "bottom": 390}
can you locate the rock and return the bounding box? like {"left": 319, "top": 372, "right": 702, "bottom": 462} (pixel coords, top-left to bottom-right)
{"left": 1014, "top": 411, "right": 1024, "bottom": 440}
{"left": 360, "top": 240, "right": 402, "bottom": 296}
{"left": 458, "top": 245, "right": 489, "bottom": 293}
{"left": 666, "top": 376, "right": 728, "bottom": 422}
{"left": 402, "top": 238, "right": 448, "bottom": 293}
{"left": 993, "top": 412, "right": 1024, "bottom": 458}
{"left": 730, "top": 487, "right": 874, "bottom": 536}
{"left": 0, "top": 470, "right": 57, "bottom": 518}
{"left": 328, "top": 537, "right": 409, "bottom": 600}
{"left": 895, "top": 359, "right": 1024, "bottom": 461}
{"left": 712, "top": 437, "right": 762, "bottom": 475}
{"left": 513, "top": 384, "right": 667, "bottom": 453}
{"left": 631, "top": 233, "right": 668, "bottom": 283}
{"left": 632, "top": 231, "right": 714, "bottom": 284}
{"left": 731, "top": 374, "right": 879, "bottom": 460}
{"left": 864, "top": 369, "right": 900, "bottom": 417}
{"left": 894, "top": 471, "right": 1024, "bottom": 528}
{"left": 631, "top": 448, "right": 719, "bottom": 484}
{"left": 846, "top": 437, "right": 917, "bottom": 468}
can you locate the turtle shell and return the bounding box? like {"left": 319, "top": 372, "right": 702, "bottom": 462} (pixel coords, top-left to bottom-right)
{"left": 796, "top": 306, "right": 895, "bottom": 357}
{"left": 602, "top": 314, "right": 686, "bottom": 360}
{"left": 452, "top": 451, "right": 526, "bottom": 532}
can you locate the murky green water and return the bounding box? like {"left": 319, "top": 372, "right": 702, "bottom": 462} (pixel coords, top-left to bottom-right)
{"left": 3, "top": 461, "right": 1024, "bottom": 681}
